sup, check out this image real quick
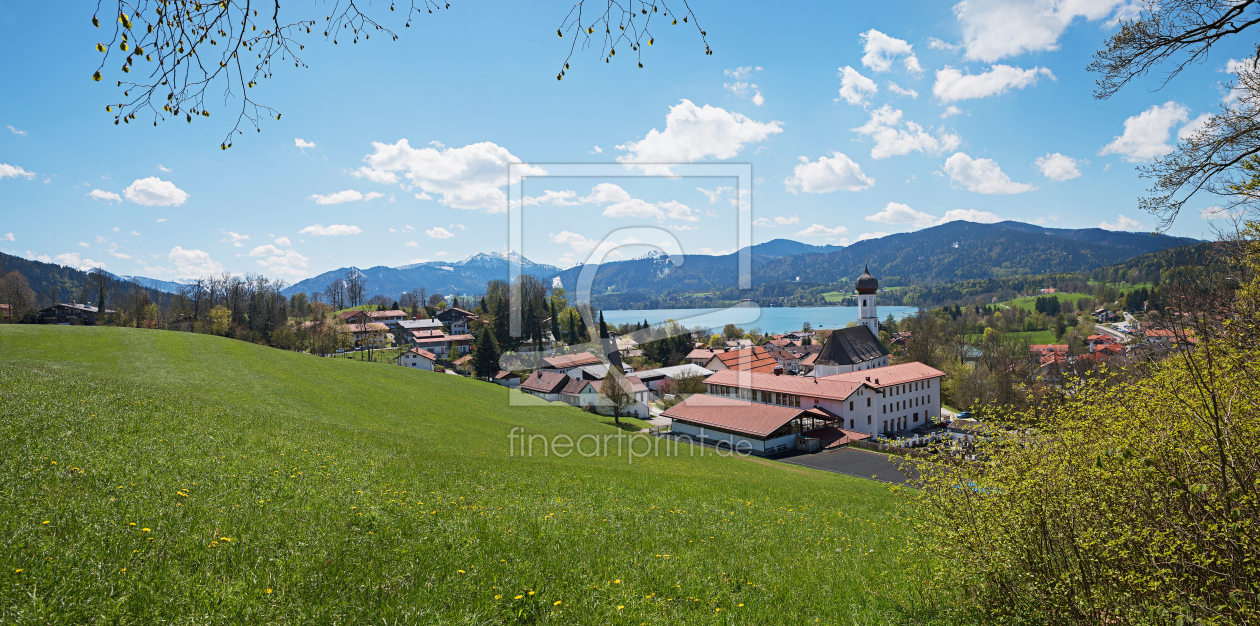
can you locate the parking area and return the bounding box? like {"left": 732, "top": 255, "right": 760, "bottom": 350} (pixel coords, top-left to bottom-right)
{"left": 774, "top": 447, "right": 919, "bottom": 485}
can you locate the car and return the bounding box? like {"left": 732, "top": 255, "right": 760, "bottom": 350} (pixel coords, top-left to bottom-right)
{"left": 955, "top": 411, "right": 973, "bottom": 420}
{"left": 335, "top": 349, "right": 345, "bottom": 354}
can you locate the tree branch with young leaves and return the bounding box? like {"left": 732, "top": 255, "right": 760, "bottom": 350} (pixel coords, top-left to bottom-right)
{"left": 90, "top": 0, "right": 710, "bottom": 148}
{"left": 1090, "top": 0, "right": 1260, "bottom": 230}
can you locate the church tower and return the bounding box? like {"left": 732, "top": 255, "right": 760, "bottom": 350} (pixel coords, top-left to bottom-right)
{"left": 855, "top": 263, "right": 879, "bottom": 337}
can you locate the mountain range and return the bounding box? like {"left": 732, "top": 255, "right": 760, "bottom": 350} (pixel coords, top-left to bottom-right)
{"left": 280, "top": 252, "right": 562, "bottom": 298}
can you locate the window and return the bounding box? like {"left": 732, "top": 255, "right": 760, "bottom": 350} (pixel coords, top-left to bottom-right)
{"left": 849, "top": 401, "right": 854, "bottom": 411}
{"left": 850, "top": 419, "right": 854, "bottom": 428}
{"left": 914, "top": 412, "right": 919, "bottom": 422}
{"left": 867, "top": 415, "right": 871, "bottom": 425}
{"left": 867, "top": 397, "right": 871, "bottom": 407}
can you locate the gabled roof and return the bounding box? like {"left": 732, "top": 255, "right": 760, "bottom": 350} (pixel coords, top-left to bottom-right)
{"left": 493, "top": 370, "right": 520, "bottom": 380}
{"left": 815, "top": 326, "right": 888, "bottom": 367}
{"left": 799, "top": 352, "right": 819, "bottom": 366}
{"left": 367, "top": 309, "right": 407, "bottom": 319}
{"left": 399, "top": 319, "right": 445, "bottom": 330}
{"left": 339, "top": 322, "right": 389, "bottom": 333}
{"left": 561, "top": 377, "right": 595, "bottom": 395}
{"left": 631, "top": 363, "right": 713, "bottom": 381}
{"left": 707, "top": 347, "right": 779, "bottom": 373}
{"left": 520, "top": 370, "right": 571, "bottom": 394}
{"left": 542, "top": 352, "right": 602, "bottom": 370}
{"left": 400, "top": 347, "right": 437, "bottom": 361}
{"left": 685, "top": 348, "right": 719, "bottom": 361}
{"left": 704, "top": 369, "right": 861, "bottom": 401}
{"left": 819, "top": 361, "right": 946, "bottom": 388}
{"left": 436, "top": 307, "right": 478, "bottom": 322}
{"left": 1030, "top": 344, "right": 1068, "bottom": 353}
{"left": 662, "top": 395, "right": 812, "bottom": 438}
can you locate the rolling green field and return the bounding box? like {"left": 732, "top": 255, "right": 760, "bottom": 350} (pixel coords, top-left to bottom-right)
{"left": 0, "top": 326, "right": 929, "bottom": 624}
{"left": 996, "top": 292, "right": 1093, "bottom": 312}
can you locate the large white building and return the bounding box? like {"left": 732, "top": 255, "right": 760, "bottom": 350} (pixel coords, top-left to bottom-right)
{"left": 663, "top": 362, "right": 945, "bottom": 455}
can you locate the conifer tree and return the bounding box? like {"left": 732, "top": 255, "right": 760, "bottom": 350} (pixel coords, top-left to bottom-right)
{"left": 471, "top": 328, "right": 501, "bottom": 380}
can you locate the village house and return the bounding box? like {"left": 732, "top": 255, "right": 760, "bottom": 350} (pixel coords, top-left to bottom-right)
{"left": 435, "top": 307, "right": 479, "bottom": 335}
{"left": 409, "top": 329, "right": 474, "bottom": 357}
{"left": 703, "top": 346, "right": 781, "bottom": 374}
{"left": 367, "top": 309, "right": 408, "bottom": 329}
{"left": 684, "top": 347, "right": 721, "bottom": 365}
{"left": 556, "top": 375, "right": 652, "bottom": 418}
{"left": 395, "top": 347, "right": 438, "bottom": 371}
{"left": 1094, "top": 307, "right": 1119, "bottom": 322}
{"left": 539, "top": 352, "right": 603, "bottom": 377}
{"left": 1030, "top": 344, "right": 1069, "bottom": 357}
{"left": 492, "top": 370, "right": 521, "bottom": 388}
{"left": 398, "top": 318, "right": 445, "bottom": 335}
{"left": 519, "top": 370, "right": 571, "bottom": 401}
{"left": 630, "top": 363, "right": 713, "bottom": 394}
{"left": 337, "top": 310, "right": 368, "bottom": 325}
{"left": 337, "top": 322, "right": 390, "bottom": 348}
{"left": 37, "top": 302, "right": 115, "bottom": 325}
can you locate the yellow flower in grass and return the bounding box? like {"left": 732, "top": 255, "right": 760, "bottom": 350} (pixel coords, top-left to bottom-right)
{"left": 142, "top": 528, "right": 151, "bottom": 532}
{"left": 265, "top": 588, "right": 272, "bottom": 594}
{"left": 42, "top": 521, "right": 49, "bottom": 525}
{"left": 553, "top": 600, "right": 562, "bottom": 606}
{"left": 457, "top": 570, "right": 465, "bottom": 574}
{"left": 617, "top": 605, "right": 624, "bottom": 610}
{"left": 494, "top": 595, "right": 502, "bottom": 600}
{"left": 14, "top": 569, "right": 22, "bottom": 573}
{"left": 514, "top": 595, "right": 523, "bottom": 600}
{"left": 528, "top": 590, "right": 535, "bottom": 596}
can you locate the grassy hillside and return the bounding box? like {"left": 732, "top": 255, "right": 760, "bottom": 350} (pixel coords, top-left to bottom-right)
{"left": 997, "top": 292, "right": 1094, "bottom": 312}
{"left": 0, "top": 326, "right": 926, "bottom": 624}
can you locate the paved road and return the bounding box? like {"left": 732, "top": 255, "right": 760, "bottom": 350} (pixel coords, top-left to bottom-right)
{"left": 775, "top": 447, "right": 919, "bottom": 485}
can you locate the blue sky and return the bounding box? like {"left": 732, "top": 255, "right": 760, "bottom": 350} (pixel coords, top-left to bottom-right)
{"left": 0, "top": 0, "right": 1248, "bottom": 282}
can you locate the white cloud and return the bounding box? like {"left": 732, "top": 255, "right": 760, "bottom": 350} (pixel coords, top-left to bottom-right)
{"left": 1177, "top": 113, "right": 1212, "bottom": 142}
{"left": 353, "top": 139, "right": 545, "bottom": 213}
{"left": 775, "top": 215, "right": 800, "bottom": 225}
{"left": 155, "top": 218, "right": 166, "bottom": 223}
{"left": 857, "top": 231, "right": 890, "bottom": 242}
{"left": 927, "top": 37, "right": 961, "bottom": 51}
{"left": 246, "top": 244, "right": 283, "bottom": 257}
{"left": 6, "top": 125, "right": 26, "bottom": 136}
{"left": 697, "top": 186, "right": 733, "bottom": 204}
{"left": 724, "top": 66, "right": 755, "bottom": 80}
{"left": 130, "top": 231, "right": 140, "bottom": 237}
{"left": 887, "top": 82, "right": 919, "bottom": 99}
{"left": 940, "top": 105, "right": 966, "bottom": 119}
{"left": 255, "top": 250, "right": 310, "bottom": 277}
{"left": 752, "top": 218, "right": 773, "bottom": 228}
{"left": 449, "top": 224, "right": 467, "bottom": 231}
{"left": 838, "top": 66, "right": 879, "bottom": 106}
{"left": 589, "top": 145, "right": 604, "bottom": 154}
{"left": 603, "top": 199, "right": 665, "bottom": 219}
{"left": 785, "top": 152, "right": 875, "bottom": 193}
{"left": 933, "top": 65, "right": 1054, "bottom": 102}
{"left": 550, "top": 231, "right": 599, "bottom": 254}
{"left": 299, "top": 223, "right": 363, "bottom": 236}
{"left": 1200, "top": 206, "right": 1241, "bottom": 220}
{"left": 274, "top": 236, "right": 291, "bottom": 246}
{"left": 796, "top": 224, "right": 850, "bottom": 237}
{"left": 1099, "top": 214, "right": 1143, "bottom": 231}
{"left": 405, "top": 240, "right": 418, "bottom": 247}
{"left": 426, "top": 227, "right": 455, "bottom": 239}
{"left": 164, "top": 247, "right": 224, "bottom": 278}
{"left": 943, "top": 152, "right": 1036, "bottom": 194}
{"left": 1099, "top": 102, "right": 1190, "bottom": 163}
{"left": 1033, "top": 153, "right": 1083, "bottom": 181}
{"left": 860, "top": 29, "right": 922, "bottom": 75}
{"left": 936, "top": 208, "right": 1003, "bottom": 225}
{"left": 522, "top": 189, "right": 580, "bottom": 206}
{"left": 294, "top": 138, "right": 316, "bottom": 152}
{"left": 414, "top": 191, "right": 433, "bottom": 200}
{"left": 866, "top": 202, "right": 937, "bottom": 227}
{"left": 853, "top": 105, "right": 962, "bottom": 159}
{"left": 616, "top": 100, "right": 783, "bottom": 174}
{"left": 752, "top": 91, "right": 765, "bottom": 106}
{"left": 0, "top": 163, "right": 36, "bottom": 180}
{"left": 584, "top": 183, "right": 633, "bottom": 204}
{"left": 78, "top": 241, "right": 89, "bottom": 247}
{"left": 88, "top": 189, "right": 122, "bottom": 202}
{"left": 157, "top": 164, "right": 171, "bottom": 172}
{"left": 955, "top": 0, "right": 1133, "bottom": 62}
{"left": 54, "top": 252, "right": 107, "bottom": 270}
{"left": 307, "top": 189, "right": 384, "bottom": 205}
{"left": 658, "top": 200, "right": 699, "bottom": 222}
{"left": 123, "top": 177, "right": 189, "bottom": 206}
{"left": 1, "top": 233, "right": 13, "bottom": 241}
{"left": 221, "top": 230, "right": 250, "bottom": 247}
{"left": 724, "top": 81, "right": 753, "bottom": 97}
{"left": 26, "top": 251, "right": 52, "bottom": 263}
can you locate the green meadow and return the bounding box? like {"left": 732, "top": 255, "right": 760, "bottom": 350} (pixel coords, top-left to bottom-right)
{"left": 996, "top": 292, "right": 1093, "bottom": 312}
{"left": 0, "top": 326, "right": 929, "bottom": 625}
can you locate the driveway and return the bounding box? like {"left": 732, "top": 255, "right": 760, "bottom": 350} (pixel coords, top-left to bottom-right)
{"left": 774, "top": 447, "right": 919, "bottom": 485}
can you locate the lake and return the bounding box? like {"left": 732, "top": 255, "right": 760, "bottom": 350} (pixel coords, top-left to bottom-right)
{"left": 601, "top": 305, "right": 920, "bottom": 335}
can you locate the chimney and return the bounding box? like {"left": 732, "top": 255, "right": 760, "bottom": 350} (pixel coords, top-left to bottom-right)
{"left": 875, "top": 378, "right": 879, "bottom": 384}
{"left": 865, "top": 376, "right": 870, "bottom": 382}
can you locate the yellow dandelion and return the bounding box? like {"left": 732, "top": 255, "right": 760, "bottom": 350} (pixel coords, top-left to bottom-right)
{"left": 553, "top": 600, "right": 562, "bottom": 606}
{"left": 129, "top": 522, "right": 136, "bottom": 526}
{"left": 14, "top": 569, "right": 22, "bottom": 573}
{"left": 528, "top": 590, "right": 535, "bottom": 596}
{"left": 494, "top": 595, "right": 502, "bottom": 600}
{"left": 120, "top": 568, "right": 126, "bottom": 573}
{"left": 457, "top": 570, "right": 465, "bottom": 574}
{"left": 266, "top": 588, "right": 272, "bottom": 594}
{"left": 617, "top": 605, "right": 624, "bottom": 610}
{"left": 42, "top": 521, "right": 49, "bottom": 525}
{"left": 142, "top": 528, "right": 151, "bottom": 532}
{"left": 514, "top": 595, "right": 523, "bottom": 600}
{"left": 614, "top": 579, "right": 621, "bottom": 583}
{"left": 220, "top": 537, "right": 231, "bottom": 542}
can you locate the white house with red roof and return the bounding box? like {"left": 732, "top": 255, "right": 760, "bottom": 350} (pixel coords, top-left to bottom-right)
{"left": 395, "top": 347, "right": 438, "bottom": 371}
{"left": 663, "top": 362, "right": 946, "bottom": 454}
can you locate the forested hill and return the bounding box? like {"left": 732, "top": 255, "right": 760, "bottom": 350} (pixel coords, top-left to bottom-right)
{"left": 553, "top": 221, "right": 1199, "bottom": 305}
{"left": 0, "top": 252, "right": 174, "bottom": 310}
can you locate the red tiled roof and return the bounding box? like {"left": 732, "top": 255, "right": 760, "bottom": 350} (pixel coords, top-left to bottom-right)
{"left": 1098, "top": 344, "right": 1125, "bottom": 354}
{"left": 520, "top": 370, "right": 571, "bottom": 394}
{"left": 819, "top": 361, "right": 946, "bottom": 389}
{"left": 685, "top": 348, "right": 719, "bottom": 361}
{"left": 662, "top": 395, "right": 809, "bottom": 438}
{"left": 339, "top": 322, "right": 389, "bottom": 333}
{"left": 799, "top": 352, "right": 819, "bottom": 366}
{"left": 401, "top": 347, "right": 437, "bottom": 361}
{"left": 705, "top": 369, "right": 861, "bottom": 401}
{"left": 368, "top": 309, "right": 407, "bottom": 319}
{"left": 708, "top": 347, "right": 779, "bottom": 373}
{"left": 446, "top": 334, "right": 475, "bottom": 341}
{"left": 561, "top": 377, "right": 594, "bottom": 395}
{"left": 542, "top": 352, "right": 602, "bottom": 370}
{"left": 1030, "top": 344, "right": 1068, "bottom": 353}
{"left": 493, "top": 370, "right": 520, "bottom": 380}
